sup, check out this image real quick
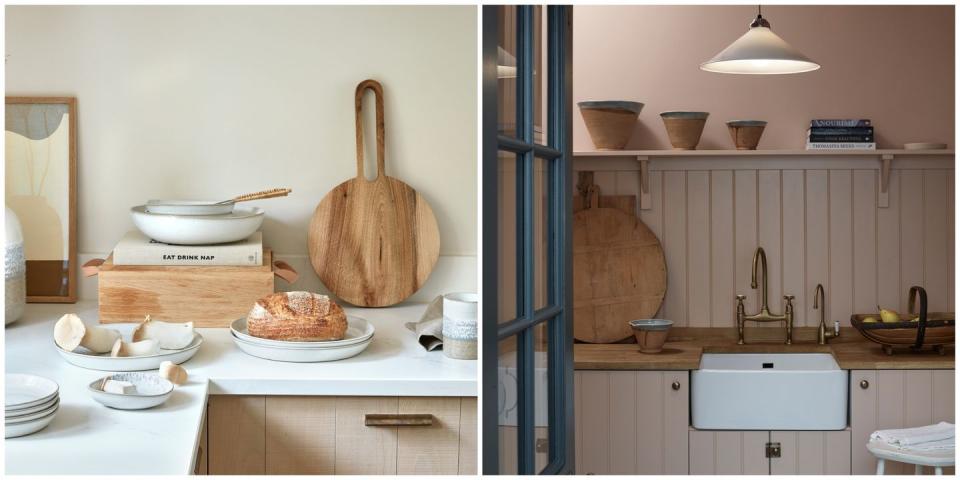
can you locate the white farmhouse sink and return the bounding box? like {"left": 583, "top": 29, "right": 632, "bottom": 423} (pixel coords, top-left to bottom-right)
{"left": 692, "top": 353, "right": 848, "bottom": 430}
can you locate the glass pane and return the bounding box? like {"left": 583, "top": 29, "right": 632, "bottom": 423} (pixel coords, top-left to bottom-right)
{"left": 534, "top": 157, "right": 551, "bottom": 310}
{"left": 533, "top": 320, "right": 552, "bottom": 473}
{"left": 498, "top": 335, "right": 519, "bottom": 474}
{"left": 498, "top": 150, "right": 519, "bottom": 323}
{"left": 533, "top": 5, "right": 549, "bottom": 146}
{"left": 497, "top": 6, "right": 518, "bottom": 138}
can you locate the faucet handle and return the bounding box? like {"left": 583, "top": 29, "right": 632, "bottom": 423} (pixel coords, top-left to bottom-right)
{"left": 783, "top": 294, "right": 795, "bottom": 302}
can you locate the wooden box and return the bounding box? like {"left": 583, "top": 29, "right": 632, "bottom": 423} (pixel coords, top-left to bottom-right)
{"left": 84, "top": 248, "right": 297, "bottom": 327}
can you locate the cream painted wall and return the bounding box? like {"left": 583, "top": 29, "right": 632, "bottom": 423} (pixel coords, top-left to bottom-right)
{"left": 574, "top": 5, "right": 955, "bottom": 151}
{"left": 6, "top": 5, "right": 477, "bottom": 300}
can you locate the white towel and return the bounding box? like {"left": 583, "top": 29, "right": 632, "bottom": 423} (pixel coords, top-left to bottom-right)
{"left": 871, "top": 421, "right": 955, "bottom": 450}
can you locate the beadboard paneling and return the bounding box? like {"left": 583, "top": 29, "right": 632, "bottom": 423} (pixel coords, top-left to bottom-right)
{"left": 575, "top": 158, "right": 954, "bottom": 327}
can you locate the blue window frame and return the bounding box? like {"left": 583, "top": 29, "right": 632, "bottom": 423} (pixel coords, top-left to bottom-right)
{"left": 482, "top": 5, "right": 573, "bottom": 475}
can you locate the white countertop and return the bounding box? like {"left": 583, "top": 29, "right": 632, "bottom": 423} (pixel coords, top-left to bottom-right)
{"left": 4, "top": 301, "right": 476, "bottom": 475}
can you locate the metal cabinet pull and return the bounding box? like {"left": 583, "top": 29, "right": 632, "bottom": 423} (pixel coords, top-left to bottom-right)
{"left": 365, "top": 413, "right": 433, "bottom": 426}
{"left": 672, "top": 381, "right": 681, "bottom": 391}
{"left": 860, "top": 380, "right": 869, "bottom": 389}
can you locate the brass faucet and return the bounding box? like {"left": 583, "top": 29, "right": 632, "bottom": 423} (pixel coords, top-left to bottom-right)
{"left": 736, "top": 247, "right": 794, "bottom": 344}
{"left": 813, "top": 283, "right": 840, "bottom": 345}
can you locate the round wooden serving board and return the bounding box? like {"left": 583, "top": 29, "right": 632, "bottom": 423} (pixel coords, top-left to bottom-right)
{"left": 573, "top": 190, "right": 666, "bottom": 343}
{"left": 308, "top": 80, "right": 440, "bottom": 307}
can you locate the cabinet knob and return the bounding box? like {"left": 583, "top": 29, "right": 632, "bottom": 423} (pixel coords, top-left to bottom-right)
{"left": 672, "top": 381, "right": 681, "bottom": 391}
{"left": 860, "top": 379, "right": 869, "bottom": 389}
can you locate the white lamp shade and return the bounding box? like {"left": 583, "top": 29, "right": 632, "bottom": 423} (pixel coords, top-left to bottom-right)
{"left": 701, "top": 25, "right": 820, "bottom": 74}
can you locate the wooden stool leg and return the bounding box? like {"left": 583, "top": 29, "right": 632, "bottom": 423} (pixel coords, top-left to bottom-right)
{"left": 915, "top": 464, "right": 924, "bottom": 475}
{"left": 877, "top": 459, "right": 885, "bottom": 475}
{"left": 934, "top": 466, "right": 943, "bottom": 475}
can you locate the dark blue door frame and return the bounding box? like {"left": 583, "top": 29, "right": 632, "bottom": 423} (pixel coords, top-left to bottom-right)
{"left": 482, "top": 5, "right": 573, "bottom": 475}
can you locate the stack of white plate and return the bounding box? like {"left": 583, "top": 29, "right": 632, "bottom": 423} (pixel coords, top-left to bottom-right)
{"left": 6, "top": 374, "right": 60, "bottom": 438}
{"left": 230, "top": 316, "right": 374, "bottom": 362}
{"left": 131, "top": 204, "right": 264, "bottom": 245}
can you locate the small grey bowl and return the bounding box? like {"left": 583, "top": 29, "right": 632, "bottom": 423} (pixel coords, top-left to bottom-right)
{"left": 726, "top": 120, "right": 767, "bottom": 127}
{"left": 629, "top": 319, "right": 674, "bottom": 331}
{"left": 88, "top": 373, "right": 174, "bottom": 410}
{"left": 660, "top": 111, "right": 709, "bottom": 119}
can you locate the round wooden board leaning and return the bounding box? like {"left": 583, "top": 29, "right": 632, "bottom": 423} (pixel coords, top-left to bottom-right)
{"left": 573, "top": 191, "right": 666, "bottom": 343}
{"left": 308, "top": 80, "right": 440, "bottom": 307}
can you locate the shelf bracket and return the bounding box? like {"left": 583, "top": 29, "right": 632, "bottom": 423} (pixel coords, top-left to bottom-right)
{"left": 636, "top": 155, "right": 651, "bottom": 210}
{"left": 878, "top": 154, "right": 893, "bottom": 208}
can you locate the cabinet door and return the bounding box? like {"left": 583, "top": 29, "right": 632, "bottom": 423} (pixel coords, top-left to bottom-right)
{"left": 207, "top": 395, "right": 266, "bottom": 474}
{"left": 574, "top": 370, "right": 690, "bottom": 474}
{"left": 770, "top": 430, "right": 851, "bottom": 475}
{"left": 334, "top": 396, "right": 399, "bottom": 475}
{"left": 265, "top": 397, "right": 336, "bottom": 474}
{"left": 688, "top": 430, "right": 769, "bottom": 475}
{"left": 458, "top": 397, "right": 478, "bottom": 475}
{"left": 851, "top": 369, "right": 955, "bottom": 475}
{"left": 396, "top": 397, "right": 462, "bottom": 475}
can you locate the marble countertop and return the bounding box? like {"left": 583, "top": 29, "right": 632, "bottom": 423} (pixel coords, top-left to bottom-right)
{"left": 5, "top": 301, "right": 476, "bottom": 475}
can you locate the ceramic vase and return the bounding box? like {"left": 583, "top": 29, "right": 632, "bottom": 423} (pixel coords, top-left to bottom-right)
{"left": 442, "top": 292, "right": 478, "bottom": 360}
{"left": 6, "top": 207, "right": 26, "bottom": 324}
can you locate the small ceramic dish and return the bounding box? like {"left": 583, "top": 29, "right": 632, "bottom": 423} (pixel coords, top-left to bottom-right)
{"left": 629, "top": 319, "right": 674, "bottom": 354}
{"left": 56, "top": 332, "right": 203, "bottom": 371}
{"left": 5, "top": 408, "right": 58, "bottom": 438}
{"left": 145, "top": 200, "right": 234, "bottom": 216}
{"left": 88, "top": 373, "right": 174, "bottom": 410}
{"left": 6, "top": 397, "right": 59, "bottom": 423}
{"left": 5, "top": 395, "right": 59, "bottom": 417}
{"left": 5, "top": 374, "right": 59, "bottom": 410}
{"left": 130, "top": 206, "right": 264, "bottom": 245}
{"left": 230, "top": 316, "right": 374, "bottom": 348}
{"left": 231, "top": 332, "right": 372, "bottom": 362}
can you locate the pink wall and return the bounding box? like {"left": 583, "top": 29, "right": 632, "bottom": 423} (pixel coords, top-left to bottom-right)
{"left": 573, "top": 5, "right": 955, "bottom": 151}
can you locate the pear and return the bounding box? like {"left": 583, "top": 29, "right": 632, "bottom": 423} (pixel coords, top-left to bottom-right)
{"left": 862, "top": 316, "right": 878, "bottom": 323}
{"left": 878, "top": 306, "right": 901, "bottom": 323}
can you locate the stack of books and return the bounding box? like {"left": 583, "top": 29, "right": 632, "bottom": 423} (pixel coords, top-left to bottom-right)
{"left": 113, "top": 230, "right": 263, "bottom": 266}
{"left": 806, "top": 119, "right": 875, "bottom": 150}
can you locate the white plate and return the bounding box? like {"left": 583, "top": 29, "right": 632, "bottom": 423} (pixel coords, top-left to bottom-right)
{"left": 5, "top": 408, "right": 58, "bottom": 438}
{"left": 130, "top": 206, "right": 264, "bottom": 245}
{"left": 5, "top": 395, "right": 58, "bottom": 417}
{"left": 88, "top": 373, "right": 174, "bottom": 410}
{"left": 231, "top": 316, "right": 374, "bottom": 348}
{"left": 5, "top": 374, "right": 59, "bottom": 409}
{"left": 56, "top": 332, "right": 203, "bottom": 371}
{"left": 6, "top": 397, "right": 59, "bottom": 423}
{"left": 231, "top": 332, "right": 372, "bottom": 362}
{"left": 145, "top": 200, "right": 234, "bottom": 216}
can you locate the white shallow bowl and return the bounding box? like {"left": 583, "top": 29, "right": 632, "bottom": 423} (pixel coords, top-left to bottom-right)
{"left": 231, "top": 332, "right": 372, "bottom": 362}
{"left": 5, "top": 408, "right": 58, "bottom": 438}
{"left": 56, "top": 332, "right": 203, "bottom": 371}
{"left": 5, "top": 374, "right": 59, "bottom": 410}
{"left": 130, "top": 206, "right": 264, "bottom": 245}
{"left": 145, "top": 200, "right": 234, "bottom": 216}
{"left": 6, "top": 397, "right": 59, "bottom": 423}
{"left": 6, "top": 395, "right": 59, "bottom": 417}
{"left": 231, "top": 316, "right": 374, "bottom": 348}
{"left": 88, "top": 373, "right": 174, "bottom": 410}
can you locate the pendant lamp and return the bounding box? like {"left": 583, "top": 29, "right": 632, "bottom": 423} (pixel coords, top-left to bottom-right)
{"left": 700, "top": 6, "right": 820, "bottom": 75}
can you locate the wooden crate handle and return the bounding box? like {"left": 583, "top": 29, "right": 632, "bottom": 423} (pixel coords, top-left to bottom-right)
{"left": 364, "top": 413, "right": 433, "bottom": 427}
{"left": 272, "top": 260, "right": 298, "bottom": 283}
{"left": 82, "top": 258, "right": 105, "bottom": 277}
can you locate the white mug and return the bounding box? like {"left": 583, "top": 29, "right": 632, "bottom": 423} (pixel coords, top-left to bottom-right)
{"left": 442, "top": 292, "right": 478, "bottom": 359}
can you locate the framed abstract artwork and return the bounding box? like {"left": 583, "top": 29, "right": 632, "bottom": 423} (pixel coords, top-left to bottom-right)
{"left": 5, "top": 97, "right": 78, "bottom": 303}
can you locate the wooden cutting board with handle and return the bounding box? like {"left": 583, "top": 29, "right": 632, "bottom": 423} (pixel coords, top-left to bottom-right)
{"left": 308, "top": 79, "right": 440, "bottom": 307}
{"left": 573, "top": 174, "right": 666, "bottom": 343}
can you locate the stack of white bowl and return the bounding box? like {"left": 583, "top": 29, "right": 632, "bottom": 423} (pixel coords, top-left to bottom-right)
{"left": 132, "top": 202, "right": 265, "bottom": 245}
{"left": 6, "top": 374, "right": 60, "bottom": 438}
{"left": 230, "top": 316, "right": 375, "bottom": 362}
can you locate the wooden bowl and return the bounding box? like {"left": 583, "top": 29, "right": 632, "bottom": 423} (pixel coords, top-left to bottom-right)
{"left": 660, "top": 111, "right": 709, "bottom": 150}
{"left": 726, "top": 120, "right": 767, "bottom": 150}
{"left": 578, "top": 101, "right": 643, "bottom": 150}
{"left": 851, "top": 313, "right": 954, "bottom": 355}
{"left": 629, "top": 319, "right": 673, "bottom": 354}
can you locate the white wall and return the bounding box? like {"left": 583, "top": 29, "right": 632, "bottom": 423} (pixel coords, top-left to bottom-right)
{"left": 6, "top": 5, "right": 478, "bottom": 301}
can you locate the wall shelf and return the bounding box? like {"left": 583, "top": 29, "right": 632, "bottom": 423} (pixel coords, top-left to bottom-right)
{"left": 574, "top": 149, "right": 954, "bottom": 210}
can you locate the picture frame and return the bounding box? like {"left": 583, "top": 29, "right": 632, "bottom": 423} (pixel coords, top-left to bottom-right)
{"left": 5, "top": 96, "right": 78, "bottom": 303}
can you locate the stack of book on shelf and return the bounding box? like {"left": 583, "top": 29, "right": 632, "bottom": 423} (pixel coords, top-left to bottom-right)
{"left": 806, "top": 119, "right": 875, "bottom": 150}
{"left": 113, "top": 230, "right": 263, "bottom": 266}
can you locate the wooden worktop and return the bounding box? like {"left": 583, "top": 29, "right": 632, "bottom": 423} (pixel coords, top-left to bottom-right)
{"left": 575, "top": 328, "right": 954, "bottom": 370}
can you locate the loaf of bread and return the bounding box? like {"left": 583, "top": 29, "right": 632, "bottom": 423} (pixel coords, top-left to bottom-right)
{"left": 247, "top": 292, "right": 348, "bottom": 341}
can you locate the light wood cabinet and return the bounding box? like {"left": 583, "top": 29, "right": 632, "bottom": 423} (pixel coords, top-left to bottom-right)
{"left": 850, "top": 369, "right": 955, "bottom": 475}
{"left": 574, "top": 370, "right": 689, "bottom": 474}
{"left": 689, "top": 430, "right": 851, "bottom": 475}
{"left": 206, "top": 395, "right": 477, "bottom": 475}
